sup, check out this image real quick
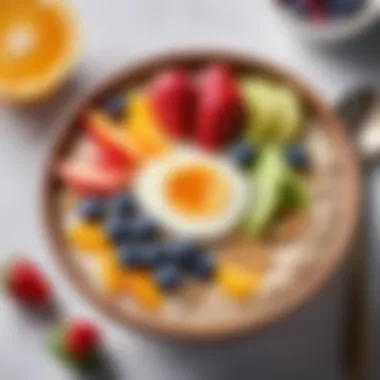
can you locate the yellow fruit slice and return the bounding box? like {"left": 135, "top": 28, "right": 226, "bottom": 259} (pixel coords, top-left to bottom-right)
{"left": 68, "top": 222, "right": 114, "bottom": 256}
{"left": 124, "top": 271, "right": 163, "bottom": 311}
{"left": 0, "top": 0, "right": 82, "bottom": 102}
{"left": 127, "top": 93, "right": 173, "bottom": 157}
{"left": 99, "top": 255, "right": 125, "bottom": 294}
{"left": 217, "top": 263, "right": 262, "bottom": 300}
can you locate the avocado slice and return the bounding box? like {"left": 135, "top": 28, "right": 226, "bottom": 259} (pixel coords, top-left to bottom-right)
{"left": 240, "top": 78, "right": 304, "bottom": 145}
{"left": 277, "top": 171, "right": 309, "bottom": 217}
{"left": 242, "top": 147, "right": 309, "bottom": 236}
{"left": 240, "top": 78, "right": 278, "bottom": 142}
{"left": 243, "top": 146, "right": 287, "bottom": 236}
{"left": 273, "top": 86, "right": 303, "bottom": 143}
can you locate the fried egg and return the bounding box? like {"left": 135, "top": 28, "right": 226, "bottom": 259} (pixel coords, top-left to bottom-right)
{"left": 135, "top": 148, "right": 249, "bottom": 242}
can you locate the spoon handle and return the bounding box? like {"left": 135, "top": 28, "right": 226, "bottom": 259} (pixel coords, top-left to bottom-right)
{"left": 346, "top": 194, "right": 370, "bottom": 380}
{"left": 336, "top": 89, "right": 376, "bottom": 380}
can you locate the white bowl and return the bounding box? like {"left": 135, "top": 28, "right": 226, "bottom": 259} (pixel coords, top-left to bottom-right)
{"left": 272, "top": 0, "right": 380, "bottom": 43}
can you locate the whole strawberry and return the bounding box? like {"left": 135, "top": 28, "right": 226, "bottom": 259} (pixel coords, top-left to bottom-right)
{"left": 4, "top": 258, "right": 52, "bottom": 306}
{"left": 148, "top": 68, "right": 195, "bottom": 139}
{"left": 50, "top": 318, "right": 102, "bottom": 369}
{"left": 195, "top": 64, "right": 244, "bottom": 150}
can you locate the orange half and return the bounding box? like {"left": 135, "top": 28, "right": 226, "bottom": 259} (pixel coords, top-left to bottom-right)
{"left": 0, "top": 0, "right": 82, "bottom": 102}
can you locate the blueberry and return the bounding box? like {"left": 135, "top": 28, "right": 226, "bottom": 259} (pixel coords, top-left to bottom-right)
{"left": 102, "top": 95, "right": 126, "bottom": 121}
{"left": 328, "top": 0, "right": 363, "bottom": 17}
{"left": 118, "top": 244, "right": 143, "bottom": 268}
{"left": 106, "top": 218, "right": 134, "bottom": 244}
{"left": 187, "top": 255, "right": 215, "bottom": 280}
{"left": 140, "top": 244, "right": 164, "bottom": 267}
{"left": 285, "top": 145, "right": 309, "bottom": 170}
{"left": 154, "top": 263, "right": 182, "bottom": 291}
{"left": 166, "top": 241, "right": 199, "bottom": 268}
{"left": 133, "top": 217, "right": 160, "bottom": 242}
{"left": 79, "top": 197, "right": 106, "bottom": 221}
{"left": 109, "top": 193, "right": 137, "bottom": 218}
{"left": 150, "top": 243, "right": 175, "bottom": 266}
{"left": 230, "top": 141, "right": 257, "bottom": 169}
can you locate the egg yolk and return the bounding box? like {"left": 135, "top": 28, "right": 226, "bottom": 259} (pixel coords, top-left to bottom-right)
{"left": 165, "top": 164, "right": 231, "bottom": 219}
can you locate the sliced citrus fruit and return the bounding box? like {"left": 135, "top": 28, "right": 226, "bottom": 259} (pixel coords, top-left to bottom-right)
{"left": 217, "top": 262, "right": 262, "bottom": 300}
{"left": 0, "top": 0, "right": 82, "bottom": 102}
{"left": 68, "top": 222, "right": 114, "bottom": 255}
{"left": 123, "top": 271, "right": 163, "bottom": 311}
{"left": 128, "top": 93, "right": 173, "bottom": 158}
{"left": 99, "top": 255, "right": 125, "bottom": 294}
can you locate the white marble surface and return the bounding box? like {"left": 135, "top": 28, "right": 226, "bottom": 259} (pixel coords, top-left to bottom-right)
{"left": 0, "top": 1, "right": 379, "bottom": 379}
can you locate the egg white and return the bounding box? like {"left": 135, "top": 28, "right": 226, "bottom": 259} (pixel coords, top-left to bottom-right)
{"left": 134, "top": 147, "right": 250, "bottom": 243}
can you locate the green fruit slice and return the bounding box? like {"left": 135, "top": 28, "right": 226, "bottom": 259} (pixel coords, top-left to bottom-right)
{"left": 277, "top": 171, "right": 309, "bottom": 217}
{"left": 273, "top": 86, "right": 303, "bottom": 143}
{"left": 242, "top": 147, "right": 309, "bottom": 236}
{"left": 243, "top": 146, "right": 287, "bottom": 236}
{"left": 240, "top": 78, "right": 278, "bottom": 142}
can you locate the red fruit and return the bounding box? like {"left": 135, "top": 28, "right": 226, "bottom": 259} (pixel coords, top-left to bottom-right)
{"left": 65, "top": 319, "right": 101, "bottom": 359}
{"left": 5, "top": 259, "right": 52, "bottom": 306}
{"left": 58, "top": 159, "right": 127, "bottom": 196}
{"left": 86, "top": 111, "right": 143, "bottom": 167}
{"left": 148, "top": 68, "right": 194, "bottom": 139}
{"left": 195, "top": 64, "right": 244, "bottom": 150}
{"left": 57, "top": 141, "right": 128, "bottom": 196}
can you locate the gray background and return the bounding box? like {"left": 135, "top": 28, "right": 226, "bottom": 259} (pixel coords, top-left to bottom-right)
{"left": 0, "top": 1, "right": 379, "bottom": 379}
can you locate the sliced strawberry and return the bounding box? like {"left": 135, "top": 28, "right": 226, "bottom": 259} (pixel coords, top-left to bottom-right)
{"left": 148, "top": 68, "right": 195, "bottom": 139}
{"left": 195, "top": 64, "right": 244, "bottom": 150}
{"left": 58, "top": 158, "right": 127, "bottom": 196}
{"left": 85, "top": 111, "right": 143, "bottom": 167}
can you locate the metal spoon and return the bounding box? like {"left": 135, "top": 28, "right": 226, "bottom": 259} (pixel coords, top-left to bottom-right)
{"left": 336, "top": 88, "right": 379, "bottom": 380}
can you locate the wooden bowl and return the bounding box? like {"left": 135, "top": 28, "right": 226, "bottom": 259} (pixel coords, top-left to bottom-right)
{"left": 42, "top": 50, "right": 360, "bottom": 341}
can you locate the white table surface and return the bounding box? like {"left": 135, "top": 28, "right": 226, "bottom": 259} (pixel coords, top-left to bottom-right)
{"left": 1, "top": 1, "right": 380, "bottom": 379}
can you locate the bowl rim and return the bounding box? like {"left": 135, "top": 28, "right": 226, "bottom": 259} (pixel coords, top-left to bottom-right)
{"left": 42, "top": 49, "right": 361, "bottom": 341}
{"left": 271, "top": 0, "right": 380, "bottom": 42}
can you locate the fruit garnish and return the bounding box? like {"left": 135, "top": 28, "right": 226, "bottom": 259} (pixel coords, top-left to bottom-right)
{"left": 195, "top": 64, "right": 244, "bottom": 150}
{"left": 242, "top": 147, "right": 309, "bottom": 236}
{"left": 240, "top": 78, "right": 303, "bottom": 144}
{"left": 108, "top": 193, "right": 138, "bottom": 218}
{"left": 57, "top": 135, "right": 129, "bottom": 196}
{"left": 58, "top": 156, "right": 127, "bottom": 196}
{"left": 128, "top": 93, "right": 173, "bottom": 157}
{"left": 118, "top": 244, "right": 148, "bottom": 268}
{"left": 187, "top": 255, "right": 215, "bottom": 280}
{"left": 49, "top": 318, "right": 102, "bottom": 368}
{"left": 101, "top": 94, "right": 127, "bottom": 121}
{"left": 78, "top": 197, "right": 107, "bottom": 222}
{"left": 284, "top": 145, "right": 310, "bottom": 170}
{"left": 217, "top": 263, "right": 262, "bottom": 300}
{"left": 0, "top": 0, "right": 82, "bottom": 103}
{"left": 148, "top": 68, "right": 194, "bottom": 139}
{"left": 3, "top": 258, "right": 53, "bottom": 306}
{"left": 125, "top": 272, "right": 163, "bottom": 310}
{"left": 105, "top": 217, "right": 135, "bottom": 245}
{"left": 68, "top": 222, "right": 114, "bottom": 255}
{"left": 242, "top": 147, "right": 288, "bottom": 236}
{"left": 99, "top": 255, "right": 125, "bottom": 293}
{"left": 85, "top": 111, "right": 144, "bottom": 167}
{"left": 132, "top": 217, "right": 160, "bottom": 242}
{"left": 229, "top": 141, "right": 258, "bottom": 169}
{"left": 154, "top": 263, "right": 182, "bottom": 291}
